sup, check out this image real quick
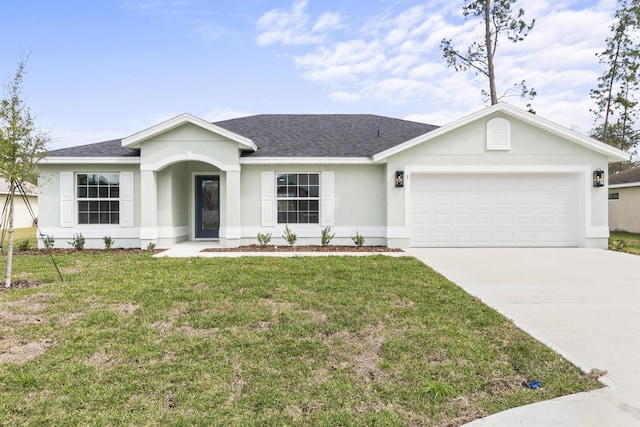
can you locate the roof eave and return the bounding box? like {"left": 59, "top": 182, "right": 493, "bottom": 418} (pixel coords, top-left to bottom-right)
{"left": 240, "top": 156, "right": 376, "bottom": 165}
{"left": 609, "top": 182, "right": 640, "bottom": 189}
{"left": 41, "top": 157, "right": 141, "bottom": 164}
{"left": 121, "top": 113, "right": 257, "bottom": 152}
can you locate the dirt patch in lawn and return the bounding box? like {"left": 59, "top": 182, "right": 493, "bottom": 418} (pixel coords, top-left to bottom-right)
{"left": 0, "top": 338, "right": 54, "bottom": 364}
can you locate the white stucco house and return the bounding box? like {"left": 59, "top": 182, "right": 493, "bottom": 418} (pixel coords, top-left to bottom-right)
{"left": 37, "top": 103, "right": 630, "bottom": 249}
{"left": 608, "top": 166, "right": 640, "bottom": 233}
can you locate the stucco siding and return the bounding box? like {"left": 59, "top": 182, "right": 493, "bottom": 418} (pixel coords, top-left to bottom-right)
{"left": 157, "top": 163, "right": 189, "bottom": 228}
{"left": 139, "top": 123, "right": 241, "bottom": 170}
{"left": 38, "top": 164, "right": 141, "bottom": 248}
{"left": 385, "top": 113, "right": 611, "bottom": 248}
{"left": 609, "top": 186, "right": 640, "bottom": 233}
{"left": 239, "top": 164, "right": 386, "bottom": 245}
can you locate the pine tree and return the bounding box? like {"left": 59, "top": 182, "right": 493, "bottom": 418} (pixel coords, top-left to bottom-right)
{"left": 440, "top": 0, "right": 536, "bottom": 106}
{"left": 590, "top": 0, "right": 640, "bottom": 173}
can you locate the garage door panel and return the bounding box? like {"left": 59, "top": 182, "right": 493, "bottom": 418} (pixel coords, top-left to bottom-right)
{"left": 410, "top": 174, "right": 579, "bottom": 247}
{"left": 455, "top": 213, "right": 473, "bottom": 224}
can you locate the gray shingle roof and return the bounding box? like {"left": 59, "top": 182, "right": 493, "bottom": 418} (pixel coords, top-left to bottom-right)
{"left": 48, "top": 139, "right": 140, "bottom": 157}
{"left": 610, "top": 166, "right": 640, "bottom": 185}
{"left": 47, "top": 115, "right": 438, "bottom": 158}
{"left": 214, "top": 114, "right": 438, "bottom": 157}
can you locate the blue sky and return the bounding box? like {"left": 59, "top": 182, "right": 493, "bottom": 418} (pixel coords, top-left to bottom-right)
{"left": 0, "top": 0, "right": 617, "bottom": 149}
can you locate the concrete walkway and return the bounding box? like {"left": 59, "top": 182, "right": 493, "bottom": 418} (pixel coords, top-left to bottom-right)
{"left": 406, "top": 248, "right": 640, "bottom": 426}
{"left": 154, "top": 241, "right": 406, "bottom": 258}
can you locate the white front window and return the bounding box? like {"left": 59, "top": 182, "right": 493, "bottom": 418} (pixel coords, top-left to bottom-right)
{"left": 76, "top": 173, "right": 120, "bottom": 224}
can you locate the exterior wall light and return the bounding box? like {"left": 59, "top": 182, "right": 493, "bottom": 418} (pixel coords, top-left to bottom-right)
{"left": 395, "top": 170, "right": 404, "bottom": 188}
{"left": 593, "top": 169, "right": 605, "bottom": 187}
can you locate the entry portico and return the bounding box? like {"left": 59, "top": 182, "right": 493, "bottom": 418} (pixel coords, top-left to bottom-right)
{"left": 120, "top": 114, "right": 255, "bottom": 247}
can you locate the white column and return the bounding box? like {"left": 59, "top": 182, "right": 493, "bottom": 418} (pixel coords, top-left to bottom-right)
{"left": 224, "top": 170, "right": 241, "bottom": 246}
{"left": 140, "top": 169, "right": 158, "bottom": 247}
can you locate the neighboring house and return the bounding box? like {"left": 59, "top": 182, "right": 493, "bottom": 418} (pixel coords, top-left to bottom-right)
{"left": 38, "top": 103, "right": 630, "bottom": 249}
{"left": 0, "top": 179, "right": 38, "bottom": 229}
{"left": 608, "top": 166, "right": 640, "bottom": 233}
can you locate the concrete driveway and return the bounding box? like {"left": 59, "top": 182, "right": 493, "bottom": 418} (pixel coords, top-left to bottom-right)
{"left": 406, "top": 248, "right": 640, "bottom": 426}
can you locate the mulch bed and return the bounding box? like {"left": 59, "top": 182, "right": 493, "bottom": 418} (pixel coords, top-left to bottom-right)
{"left": 0, "top": 280, "right": 43, "bottom": 291}
{"left": 12, "top": 248, "right": 159, "bottom": 256}
{"left": 202, "top": 245, "right": 403, "bottom": 252}
{"left": 10, "top": 246, "right": 402, "bottom": 255}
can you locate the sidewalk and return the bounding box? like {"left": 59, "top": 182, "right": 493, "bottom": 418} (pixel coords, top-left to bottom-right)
{"left": 153, "top": 241, "right": 406, "bottom": 258}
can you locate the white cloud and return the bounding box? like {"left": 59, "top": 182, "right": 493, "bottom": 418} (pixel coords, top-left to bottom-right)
{"left": 295, "top": 40, "right": 387, "bottom": 82}
{"left": 313, "top": 12, "right": 342, "bottom": 32}
{"left": 328, "top": 91, "right": 360, "bottom": 103}
{"left": 254, "top": 0, "right": 618, "bottom": 131}
{"left": 204, "top": 108, "right": 255, "bottom": 122}
{"left": 255, "top": 0, "right": 341, "bottom": 46}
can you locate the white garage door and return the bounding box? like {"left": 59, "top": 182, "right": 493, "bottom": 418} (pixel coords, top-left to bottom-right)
{"left": 410, "top": 174, "right": 580, "bottom": 247}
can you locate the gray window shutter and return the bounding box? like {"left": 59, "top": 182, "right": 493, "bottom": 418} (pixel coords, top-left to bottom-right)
{"left": 60, "top": 172, "right": 74, "bottom": 228}
{"left": 120, "top": 171, "right": 134, "bottom": 227}
{"left": 261, "top": 171, "right": 275, "bottom": 227}
{"left": 321, "top": 171, "right": 335, "bottom": 226}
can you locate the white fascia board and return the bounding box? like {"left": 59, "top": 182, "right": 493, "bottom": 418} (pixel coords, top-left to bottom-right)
{"left": 41, "top": 157, "right": 141, "bottom": 164}
{"left": 121, "top": 113, "right": 257, "bottom": 152}
{"left": 609, "top": 182, "right": 640, "bottom": 189}
{"left": 372, "top": 102, "right": 631, "bottom": 163}
{"left": 240, "top": 157, "right": 375, "bottom": 165}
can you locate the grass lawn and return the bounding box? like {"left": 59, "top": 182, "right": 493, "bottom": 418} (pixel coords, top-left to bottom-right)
{"left": 1, "top": 227, "right": 38, "bottom": 251}
{"left": 0, "top": 253, "right": 601, "bottom": 426}
{"left": 610, "top": 230, "right": 640, "bottom": 255}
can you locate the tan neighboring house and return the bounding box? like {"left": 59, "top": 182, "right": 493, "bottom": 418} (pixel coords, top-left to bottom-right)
{"left": 0, "top": 179, "right": 38, "bottom": 228}
{"left": 609, "top": 166, "right": 640, "bottom": 233}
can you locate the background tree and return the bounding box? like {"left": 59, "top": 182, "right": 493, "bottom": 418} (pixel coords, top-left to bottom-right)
{"left": 440, "top": 0, "right": 536, "bottom": 107}
{"left": 590, "top": 0, "right": 640, "bottom": 173}
{"left": 0, "top": 54, "right": 50, "bottom": 288}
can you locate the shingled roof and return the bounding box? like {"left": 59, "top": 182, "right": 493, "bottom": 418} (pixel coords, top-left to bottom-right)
{"left": 47, "top": 114, "right": 438, "bottom": 158}
{"left": 610, "top": 166, "right": 640, "bottom": 185}
{"left": 48, "top": 139, "right": 139, "bottom": 157}
{"left": 215, "top": 114, "right": 438, "bottom": 157}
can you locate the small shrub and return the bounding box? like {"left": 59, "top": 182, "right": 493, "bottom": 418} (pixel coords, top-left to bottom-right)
{"left": 352, "top": 231, "right": 365, "bottom": 247}
{"left": 257, "top": 232, "right": 272, "bottom": 247}
{"left": 146, "top": 242, "right": 156, "bottom": 251}
{"left": 609, "top": 238, "right": 627, "bottom": 251}
{"left": 320, "top": 227, "right": 335, "bottom": 246}
{"left": 103, "top": 236, "right": 114, "bottom": 250}
{"left": 17, "top": 240, "right": 30, "bottom": 251}
{"left": 41, "top": 235, "right": 55, "bottom": 249}
{"left": 283, "top": 226, "right": 297, "bottom": 246}
{"left": 68, "top": 233, "right": 85, "bottom": 251}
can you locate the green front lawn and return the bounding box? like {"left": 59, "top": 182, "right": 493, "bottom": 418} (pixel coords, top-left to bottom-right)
{"left": 610, "top": 230, "right": 640, "bottom": 255}
{"left": 1, "top": 227, "right": 38, "bottom": 251}
{"left": 0, "top": 253, "right": 601, "bottom": 426}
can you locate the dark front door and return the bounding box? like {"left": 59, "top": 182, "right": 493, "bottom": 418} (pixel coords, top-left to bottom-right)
{"left": 195, "top": 176, "right": 220, "bottom": 238}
